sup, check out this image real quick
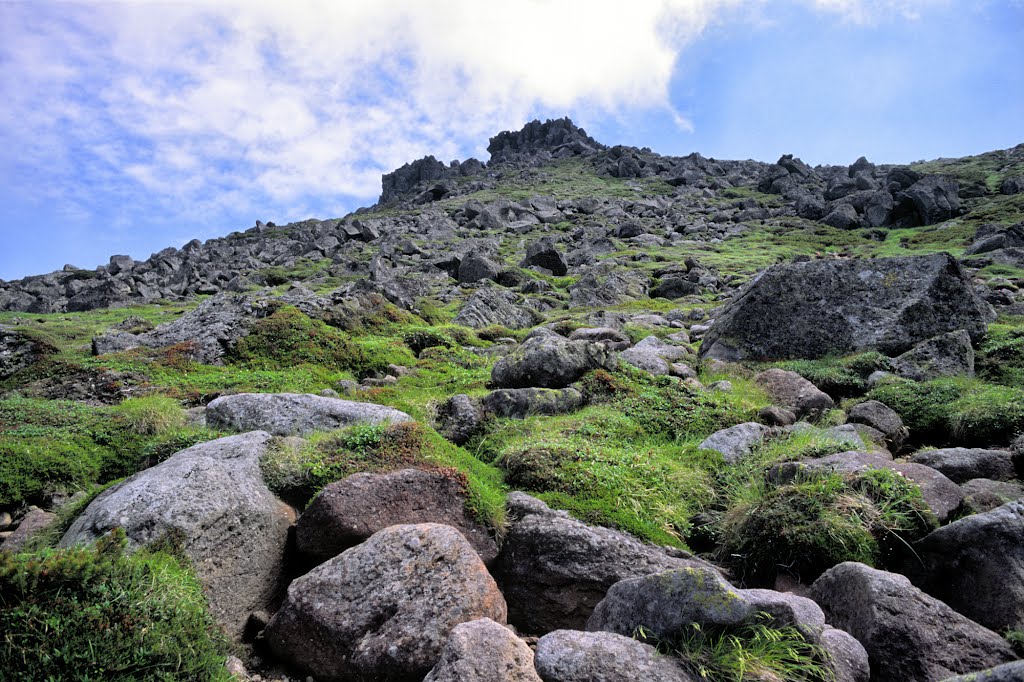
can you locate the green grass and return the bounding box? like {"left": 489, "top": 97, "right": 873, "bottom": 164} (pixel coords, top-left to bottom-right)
{"left": 0, "top": 528, "right": 234, "bottom": 681}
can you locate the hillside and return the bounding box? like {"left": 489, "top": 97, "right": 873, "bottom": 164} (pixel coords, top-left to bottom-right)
{"left": 2, "top": 118, "right": 1024, "bottom": 682}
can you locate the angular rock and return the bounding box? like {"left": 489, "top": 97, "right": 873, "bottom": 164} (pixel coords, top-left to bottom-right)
{"left": 437, "top": 394, "right": 484, "bottom": 446}
{"left": 482, "top": 387, "right": 584, "bottom": 419}
{"left": 846, "top": 400, "right": 908, "bottom": 452}
{"left": 265, "top": 524, "right": 506, "bottom": 682}
{"left": 296, "top": 468, "right": 497, "bottom": 565}
{"left": 901, "top": 175, "right": 961, "bottom": 225}
{"left": 907, "top": 501, "right": 1024, "bottom": 632}
{"left": 458, "top": 251, "right": 502, "bottom": 283}
{"left": 454, "top": 288, "right": 538, "bottom": 329}
{"left": 909, "top": 447, "right": 1018, "bottom": 484}
{"left": 756, "top": 368, "right": 835, "bottom": 420}
{"left": 491, "top": 334, "right": 617, "bottom": 389}
{"left": 493, "top": 493, "right": 707, "bottom": 634}
{"left": 698, "top": 422, "right": 771, "bottom": 463}
{"left": 892, "top": 329, "right": 975, "bottom": 381}
{"left": 60, "top": 432, "right": 294, "bottom": 638}
{"left": 810, "top": 562, "right": 1016, "bottom": 682}
{"left": 534, "top": 630, "right": 694, "bottom": 682}
{"left": 423, "top": 618, "right": 541, "bottom": 682}
{"left": 699, "top": 254, "right": 993, "bottom": 361}
{"left": 521, "top": 237, "right": 569, "bottom": 276}
{"left": 205, "top": 393, "right": 411, "bottom": 436}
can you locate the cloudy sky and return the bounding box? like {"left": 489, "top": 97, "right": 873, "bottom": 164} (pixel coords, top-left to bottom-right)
{"left": 1, "top": 0, "right": 1022, "bottom": 280}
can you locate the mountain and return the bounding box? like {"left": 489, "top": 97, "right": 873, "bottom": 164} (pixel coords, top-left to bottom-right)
{"left": 2, "top": 118, "right": 1024, "bottom": 682}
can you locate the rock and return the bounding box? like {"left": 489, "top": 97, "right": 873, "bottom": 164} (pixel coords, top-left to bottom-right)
{"left": 521, "top": 237, "right": 569, "bottom": 276}
{"left": 491, "top": 334, "right": 617, "bottom": 389}
{"left": 437, "top": 394, "right": 484, "bottom": 445}
{"left": 755, "top": 368, "right": 835, "bottom": 420}
{"left": 962, "top": 478, "right": 1024, "bottom": 513}
{"left": 909, "top": 448, "right": 1018, "bottom": 483}
{"left": 810, "top": 562, "right": 1015, "bottom": 682}
{"left": 699, "top": 254, "right": 992, "bottom": 361}
{"left": 965, "top": 222, "right": 1024, "bottom": 255}
{"left": 619, "top": 335, "right": 691, "bottom": 376}
{"left": 205, "top": 393, "right": 411, "bottom": 436}
{"left": 698, "top": 422, "right": 771, "bottom": 463}
{"left": 458, "top": 251, "right": 501, "bottom": 283}
{"left": 533, "top": 630, "right": 694, "bottom": 682}
{"left": 1, "top": 506, "right": 56, "bottom": 552}
{"left": 493, "top": 493, "right": 707, "bottom": 634}
{"left": 487, "top": 117, "right": 605, "bottom": 165}
{"left": 940, "top": 661, "right": 1024, "bottom": 681}
{"left": 567, "top": 327, "right": 631, "bottom": 351}
{"left": 846, "top": 400, "right": 908, "bottom": 452}
{"left": 60, "top": 432, "right": 294, "bottom": 639}
{"left": 0, "top": 326, "right": 51, "bottom": 380}
{"left": 1001, "top": 177, "right": 1024, "bottom": 195}
{"left": 892, "top": 329, "right": 975, "bottom": 381}
{"left": 907, "top": 501, "right": 1024, "bottom": 632}
{"left": 820, "top": 626, "right": 871, "bottom": 682}
{"left": 822, "top": 203, "right": 860, "bottom": 230}
{"left": 482, "top": 387, "right": 584, "bottom": 419}
{"left": 295, "top": 468, "right": 498, "bottom": 565}
{"left": 265, "top": 524, "right": 506, "bottom": 682}
{"left": 758, "top": 405, "right": 797, "bottom": 426}
{"left": 423, "top": 618, "right": 541, "bottom": 682}
{"left": 454, "top": 288, "right": 538, "bottom": 329}
{"left": 900, "top": 175, "right": 961, "bottom": 225}
{"left": 0, "top": 511, "right": 11, "bottom": 531}
{"left": 651, "top": 277, "right": 702, "bottom": 299}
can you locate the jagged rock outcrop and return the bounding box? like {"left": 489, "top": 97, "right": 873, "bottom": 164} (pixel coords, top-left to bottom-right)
{"left": 700, "top": 254, "right": 993, "bottom": 361}
{"left": 487, "top": 117, "right": 605, "bottom": 165}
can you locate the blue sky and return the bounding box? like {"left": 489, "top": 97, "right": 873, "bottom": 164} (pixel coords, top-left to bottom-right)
{"left": 1, "top": 0, "right": 1022, "bottom": 281}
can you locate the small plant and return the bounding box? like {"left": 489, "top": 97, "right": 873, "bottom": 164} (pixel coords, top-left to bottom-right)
{"left": 230, "top": 306, "right": 369, "bottom": 373}
{"left": 111, "top": 395, "right": 186, "bottom": 435}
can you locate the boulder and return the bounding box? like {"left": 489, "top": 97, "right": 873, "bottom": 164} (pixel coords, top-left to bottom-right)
{"left": 699, "top": 254, "right": 992, "bottom": 361}
{"left": 437, "top": 394, "right": 484, "bottom": 445}
{"left": 0, "top": 326, "right": 51, "bottom": 380}
{"left": 698, "top": 422, "right": 771, "bottom": 463}
{"left": 822, "top": 203, "right": 860, "bottom": 230}
{"left": 482, "top": 387, "right": 584, "bottom": 419}
{"left": 295, "top": 468, "right": 498, "bottom": 565}
{"left": 205, "top": 393, "right": 411, "bottom": 436}
{"left": 755, "top": 369, "right": 834, "bottom": 420}
{"left": 810, "top": 562, "right": 1016, "bottom": 682}
{"left": 620, "top": 335, "right": 691, "bottom": 376}
{"left": 567, "top": 326, "right": 631, "bottom": 351}
{"left": 424, "top": 618, "right": 541, "bottom": 682}
{"left": 846, "top": 400, "right": 908, "bottom": 452}
{"left": 965, "top": 222, "right": 1024, "bottom": 255}
{"left": 1001, "top": 177, "right": 1024, "bottom": 195}
{"left": 961, "top": 478, "right": 1024, "bottom": 513}
{"left": 454, "top": 288, "right": 538, "bottom": 329}
{"left": 492, "top": 493, "right": 707, "bottom": 634}
{"left": 820, "top": 626, "right": 872, "bottom": 682}
{"left": 533, "top": 630, "right": 694, "bottom": 682}
{"left": 900, "top": 175, "right": 961, "bottom": 225}
{"left": 892, "top": 330, "right": 975, "bottom": 381}
{"left": 909, "top": 448, "right": 1018, "bottom": 483}
{"left": 520, "top": 237, "right": 569, "bottom": 276}
{"left": 758, "top": 405, "right": 797, "bottom": 426}
{"left": 907, "top": 501, "right": 1024, "bottom": 632}
{"left": 0, "top": 506, "right": 56, "bottom": 552}
{"left": 60, "top": 432, "right": 294, "bottom": 638}
{"left": 457, "top": 251, "right": 502, "bottom": 283}
{"left": 940, "top": 661, "right": 1024, "bottom": 682}
{"left": 265, "top": 524, "right": 506, "bottom": 682}
{"left": 491, "top": 334, "right": 617, "bottom": 389}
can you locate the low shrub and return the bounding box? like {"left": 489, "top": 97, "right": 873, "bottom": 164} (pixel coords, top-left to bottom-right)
{"left": 229, "top": 306, "right": 368, "bottom": 373}
{"left": 976, "top": 320, "right": 1024, "bottom": 386}
{"left": 111, "top": 395, "right": 186, "bottom": 436}
{"left": 0, "top": 529, "right": 233, "bottom": 681}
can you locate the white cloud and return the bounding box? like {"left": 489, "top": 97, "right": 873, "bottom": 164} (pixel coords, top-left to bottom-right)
{"left": 0, "top": 0, "right": 944, "bottom": 238}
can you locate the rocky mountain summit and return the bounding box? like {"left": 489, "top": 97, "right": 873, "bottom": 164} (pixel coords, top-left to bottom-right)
{"left": 2, "top": 118, "right": 1024, "bottom": 682}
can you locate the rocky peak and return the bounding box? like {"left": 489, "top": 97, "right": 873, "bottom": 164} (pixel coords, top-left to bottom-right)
{"left": 487, "top": 117, "right": 606, "bottom": 165}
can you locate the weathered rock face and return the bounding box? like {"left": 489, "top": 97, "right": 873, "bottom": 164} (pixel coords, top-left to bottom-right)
{"left": 453, "top": 288, "right": 538, "bottom": 329}
{"left": 892, "top": 329, "right": 975, "bottom": 381}
{"left": 521, "top": 237, "right": 569, "bottom": 276}
{"left": 487, "top": 117, "right": 605, "bottom": 165}
{"left": 0, "top": 326, "right": 51, "bottom": 380}
{"left": 295, "top": 468, "right": 497, "bottom": 565}
{"left": 533, "top": 630, "right": 695, "bottom": 682}
{"left": 60, "top": 432, "right": 294, "bottom": 639}
{"left": 91, "top": 293, "right": 272, "bottom": 364}
{"left": 899, "top": 175, "right": 961, "bottom": 225}
{"left": 491, "top": 334, "right": 617, "bottom": 389}
{"left": 755, "top": 368, "right": 834, "bottom": 420}
{"left": 620, "top": 335, "right": 691, "bottom": 376}
{"left": 907, "top": 501, "right": 1024, "bottom": 632}
{"left": 699, "top": 254, "right": 993, "bottom": 361}
{"left": 492, "top": 494, "right": 707, "bottom": 634}
{"left": 265, "top": 523, "right": 506, "bottom": 682}
{"left": 481, "top": 387, "right": 584, "bottom": 420}
{"left": 205, "top": 393, "right": 411, "bottom": 436}
{"left": 423, "top": 618, "right": 541, "bottom": 682}
{"left": 961, "top": 478, "right": 1024, "bottom": 513}
{"left": 810, "top": 562, "right": 1016, "bottom": 682}
{"left": 909, "top": 448, "right": 1019, "bottom": 483}
{"left": 436, "top": 394, "right": 484, "bottom": 445}
{"left": 940, "top": 661, "right": 1024, "bottom": 682}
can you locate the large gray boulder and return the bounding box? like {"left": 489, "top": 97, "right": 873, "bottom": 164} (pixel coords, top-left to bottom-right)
{"left": 892, "top": 329, "right": 975, "bottom": 381}
{"left": 699, "top": 254, "right": 992, "bottom": 361}
{"left": 491, "top": 333, "right": 617, "bottom": 389}
{"left": 698, "top": 422, "right": 770, "bottom": 463}
{"left": 481, "top": 387, "right": 584, "bottom": 419}
{"left": 492, "top": 493, "right": 708, "bottom": 634}
{"left": 847, "top": 400, "right": 908, "bottom": 452}
{"left": 60, "top": 432, "right": 294, "bottom": 639}
{"left": 534, "top": 630, "right": 695, "bottom": 682}
{"left": 521, "top": 237, "right": 569, "bottom": 276}
{"left": 620, "top": 335, "right": 691, "bottom": 376}
{"left": 91, "top": 293, "right": 272, "bottom": 364}
{"left": 810, "top": 562, "right": 1016, "bottom": 682}
{"left": 900, "top": 175, "right": 961, "bottom": 225}
{"left": 436, "top": 394, "right": 484, "bottom": 445}
{"left": 295, "top": 468, "right": 497, "bottom": 565}
{"left": 909, "top": 448, "right": 1019, "bottom": 483}
{"left": 205, "top": 393, "right": 411, "bottom": 436}
{"left": 755, "top": 368, "right": 834, "bottom": 420}
{"left": 423, "top": 619, "right": 541, "bottom": 682}
{"left": 454, "top": 288, "right": 538, "bottom": 329}
{"left": 265, "top": 524, "right": 507, "bottom": 682}
{"left": 907, "top": 501, "right": 1024, "bottom": 632}
{"left": 457, "top": 251, "right": 502, "bottom": 284}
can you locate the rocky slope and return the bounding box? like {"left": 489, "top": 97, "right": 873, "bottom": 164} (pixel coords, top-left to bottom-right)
{"left": 2, "top": 118, "right": 1024, "bottom": 682}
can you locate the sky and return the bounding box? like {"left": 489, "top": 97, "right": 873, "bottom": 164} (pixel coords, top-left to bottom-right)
{"left": 1, "top": 0, "right": 1022, "bottom": 281}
